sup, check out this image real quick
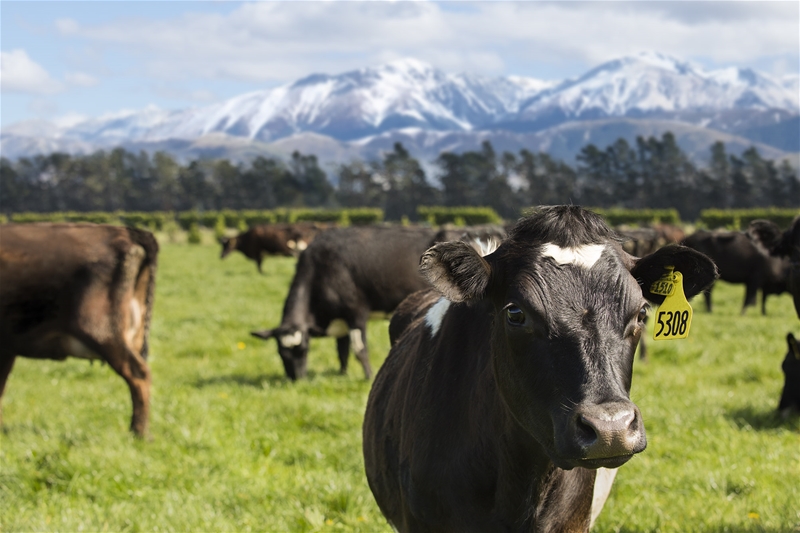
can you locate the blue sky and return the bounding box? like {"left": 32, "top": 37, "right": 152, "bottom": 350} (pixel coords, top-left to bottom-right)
{"left": 2, "top": 1, "right": 798, "bottom": 128}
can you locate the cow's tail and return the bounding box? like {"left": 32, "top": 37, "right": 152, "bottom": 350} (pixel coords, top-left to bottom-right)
{"left": 128, "top": 228, "right": 159, "bottom": 360}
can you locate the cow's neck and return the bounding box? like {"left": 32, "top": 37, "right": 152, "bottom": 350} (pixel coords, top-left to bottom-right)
{"left": 281, "top": 257, "right": 314, "bottom": 328}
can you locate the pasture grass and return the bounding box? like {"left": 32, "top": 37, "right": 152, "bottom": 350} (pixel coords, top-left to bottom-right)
{"left": 1, "top": 241, "right": 798, "bottom": 532}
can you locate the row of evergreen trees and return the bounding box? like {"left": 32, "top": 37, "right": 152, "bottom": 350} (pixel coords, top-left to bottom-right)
{"left": 2, "top": 133, "right": 797, "bottom": 220}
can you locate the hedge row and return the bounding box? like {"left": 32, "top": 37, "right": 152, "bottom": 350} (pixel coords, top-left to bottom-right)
{"left": 417, "top": 206, "right": 502, "bottom": 226}
{"left": 4, "top": 208, "right": 385, "bottom": 230}
{"left": 698, "top": 208, "right": 799, "bottom": 230}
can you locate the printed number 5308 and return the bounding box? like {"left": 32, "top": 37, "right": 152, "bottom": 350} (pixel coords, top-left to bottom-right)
{"left": 655, "top": 310, "right": 689, "bottom": 337}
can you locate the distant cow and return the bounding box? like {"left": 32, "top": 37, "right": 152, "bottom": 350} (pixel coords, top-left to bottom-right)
{"left": 0, "top": 224, "right": 158, "bottom": 437}
{"left": 682, "top": 229, "right": 789, "bottom": 315}
{"left": 251, "top": 225, "right": 437, "bottom": 380}
{"left": 617, "top": 224, "right": 685, "bottom": 257}
{"left": 779, "top": 333, "right": 800, "bottom": 418}
{"left": 748, "top": 216, "right": 800, "bottom": 318}
{"left": 363, "top": 206, "right": 717, "bottom": 532}
{"left": 220, "top": 223, "right": 326, "bottom": 273}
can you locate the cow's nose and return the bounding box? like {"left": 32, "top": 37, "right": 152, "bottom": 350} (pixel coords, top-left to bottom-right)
{"left": 574, "top": 402, "right": 646, "bottom": 459}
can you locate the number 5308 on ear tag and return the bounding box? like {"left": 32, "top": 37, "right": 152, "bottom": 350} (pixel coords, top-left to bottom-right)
{"left": 651, "top": 269, "right": 693, "bottom": 340}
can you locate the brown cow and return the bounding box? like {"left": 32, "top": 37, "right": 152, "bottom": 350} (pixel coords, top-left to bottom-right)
{"left": 220, "top": 223, "right": 326, "bottom": 273}
{"left": 0, "top": 223, "right": 158, "bottom": 437}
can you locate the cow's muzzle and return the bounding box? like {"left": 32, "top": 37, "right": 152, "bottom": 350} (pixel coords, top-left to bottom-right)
{"left": 569, "top": 401, "right": 647, "bottom": 468}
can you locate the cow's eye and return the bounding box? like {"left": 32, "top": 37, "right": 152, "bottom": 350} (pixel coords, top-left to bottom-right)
{"left": 506, "top": 306, "right": 525, "bottom": 326}
{"left": 638, "top": 305, "right": 649, "bottom": 322}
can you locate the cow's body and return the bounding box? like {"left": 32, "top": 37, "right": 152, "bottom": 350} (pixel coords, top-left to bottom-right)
{"left": 0, "top": 223, "right": 158, "bottom": 436}
{"left": 220, "top": 223, "right": 326, "bottom": 273}
{"left": 748, "top": 216, "right": 800, "bottom": 318}
{"left": 252, "top": 225, "right": 437, "bottom": 380}
{"left": 363, "top": 206, "right": 717, "bottom": 532}
{"left": 682, "top": 229, "right": 789, "bottom": 315}
{"left": 779, "top": 333, "right": 800, "bottom": 417}
{"left": 617, "top": 224, "right": 685, "bottom": 258}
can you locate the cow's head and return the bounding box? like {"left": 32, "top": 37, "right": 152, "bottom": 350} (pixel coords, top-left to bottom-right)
{"left": 251, "top": 325, "right": 316, "bottom": 380}
{"left": 779, "top": 333, "right": 800, "bottom": 418}
{"left": 420, "top": 206, "right": 717, "bottom": 470}
{"left": 219, "top": 236, "right": 238, "bottom": 259}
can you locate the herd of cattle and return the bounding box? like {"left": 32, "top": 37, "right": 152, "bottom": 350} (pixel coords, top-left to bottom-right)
{"left": 0, "top": 206, "right": 798, "bottom": 532}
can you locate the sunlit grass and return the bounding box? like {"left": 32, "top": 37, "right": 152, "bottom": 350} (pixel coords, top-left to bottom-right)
{"left": 1, "top": 241, "right": 798, "bottom": 532}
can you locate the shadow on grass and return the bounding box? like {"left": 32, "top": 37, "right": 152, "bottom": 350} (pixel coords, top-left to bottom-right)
{"left": 725, "top": 404, "right": 800, "bottom": 431}
{"left": 613, "top": 526, "right": 795, "bottom": 533}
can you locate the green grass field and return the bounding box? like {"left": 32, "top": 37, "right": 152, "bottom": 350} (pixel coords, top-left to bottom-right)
{"left": 1, "top": 240, "right": 798, "bottom": 532}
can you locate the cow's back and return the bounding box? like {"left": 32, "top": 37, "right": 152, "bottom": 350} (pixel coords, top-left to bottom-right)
{"left": 683, "top": 230, "right": 760, "bottom": 283}
{"left": 305, "top": 226, "right": 435, "bottom": 314}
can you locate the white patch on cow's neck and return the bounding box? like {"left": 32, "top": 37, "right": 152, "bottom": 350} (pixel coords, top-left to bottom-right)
{"left": 279, "top": 330, "right": 303, "bottom": 348}
{"left": 425, "top": 297, "right": 451, "bottom": 337}
{"left": 325, "top": 319, "right": 349, "bottom": 338}
{"left": 296, "top": 240, "right": 308, "bottom": 251}
{"left": 590, "top": 467, "right": 618, "bottom": 528}
{"left": 541, "top": 243, "right": 605, "bottom": 269}
{"left": 349, "top": 328, "right": 365, "bottom": 353}
{"left": 472, "top": 237, "right": 501, "bottom": 257}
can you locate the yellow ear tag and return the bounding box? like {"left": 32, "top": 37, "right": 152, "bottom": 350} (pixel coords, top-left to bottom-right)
{"left": 651, "top": 267, "right": 693, "bottom": 340}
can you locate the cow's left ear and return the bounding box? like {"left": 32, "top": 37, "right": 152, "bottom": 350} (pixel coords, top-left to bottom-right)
{"left": 630, "top": 244, "right": 718, "bottom": 304}
{"left": 420, "top": 241, "right": 491, "bottom": 302}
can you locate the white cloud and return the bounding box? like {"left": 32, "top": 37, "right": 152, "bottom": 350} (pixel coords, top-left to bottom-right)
{"left": 65, "top": 71, "right": 99, "bottom": 88}
{"left": 49, "top": 2, "right": 798, "bottom": 84}
{"left": 1, "top": 49, "right": 64, "bottom": 94}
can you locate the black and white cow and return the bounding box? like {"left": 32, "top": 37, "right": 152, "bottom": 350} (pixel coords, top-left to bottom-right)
{"left": 363, "top": 206, "right": 717, "bottom": 532}
{"left": 251, "top": 225, "right": 437, "bottom": 380}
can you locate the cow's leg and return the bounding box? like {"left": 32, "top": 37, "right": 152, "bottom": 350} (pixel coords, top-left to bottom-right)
{"left": 256, "top": 255, "right": 264, "bottom": 274}
{"left": 761, "top": 291, "right": 769, "bottom": 316}
{"left": 336, "top": 335, "right": 351, "bottom": 375}
{"left": 101, "top": 343, "right": 151, "bottom": 438}
{"left": 742, "top": 283, "right": 758, "bottom": 315}
{"left": 0, "top": 355, "right": 16, "bottom": 425}
{"left": 350, "top": 326, "right": 373, "bottom": 380}
{"left": 704, "top": 288, "right": 713, "bottom": 313}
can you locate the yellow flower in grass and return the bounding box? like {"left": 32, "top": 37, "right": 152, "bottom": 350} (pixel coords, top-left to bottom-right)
{"left": 748, "top": 512, "right": 759, "bottom": 519}
{"left": 237, "top": 342, "right": 246, "bottom": 350}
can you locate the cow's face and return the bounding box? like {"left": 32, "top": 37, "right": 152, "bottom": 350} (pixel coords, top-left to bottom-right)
{"left": 779, "top": 333, "right": 800, "bottom": 418}
{"left": 421, "top": 207, "right": 717, "bottom": 470}
{"left": 251, "top": 326, "right": 309, "bottom": 380}
{"left": 219, "top": 236, "right": 237, "bottom": 259}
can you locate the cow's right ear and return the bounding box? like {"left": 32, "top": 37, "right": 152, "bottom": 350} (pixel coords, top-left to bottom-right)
{"left": 630, "top": 244, "right": 718, "bottom": 304}
{"left": 420, "top": 241, "right": 491, "bottom": 302}
{"left": 251, "top": 329, "right": 276, "bottom": 340}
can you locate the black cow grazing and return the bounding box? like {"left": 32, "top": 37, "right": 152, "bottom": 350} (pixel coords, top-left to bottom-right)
{"left": 363, "top": 206, "right": 717, "bottom": 532}
{"left": 220, "top": 222, "right": 326, "bottom": 273}
{"left": 0, "top": 224, "right": 158, "bottom": 437}
{"left": 779, "top": 333, "right": 800, "bottom": 418}
{"left": 682, "top": 229, "right": 789, "bottom": 315}
{"left": 251, "top": 225, "right": 437, "bottom": 380}
{"left": 748, "top": 216, "right": 800, "bottom": 318}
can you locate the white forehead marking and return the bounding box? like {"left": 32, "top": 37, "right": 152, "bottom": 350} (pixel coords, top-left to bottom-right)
{"left": 279, "top": 330, "right": 303, "bottom": 348}
{"left": 425, "top": 297, "right": 451, "bottom": 337}
{"left": 590, "top": 468, "right": 618, "bottom": 528}
{"left": 325, "top": 318, "right": 349, "bottom": 338}
{"left": 541, "top": 243, "right": 606, "bottom": 269}
{"left": 349, "top": 328, "right": 365, "bottom": 353}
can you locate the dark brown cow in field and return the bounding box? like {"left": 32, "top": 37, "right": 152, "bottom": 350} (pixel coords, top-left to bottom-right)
{"left": 0, "top": 223, "right": 158, "bottom": 437}
{"left": 617, "top": 224, "right": 685, "bottom": 257}
{"left": 220, "top": 223, "right": 326, "bottom": 273}
{"left": 748, "top": 216, "right": 800, "bottom": 318}
{"left": 779, "top": 333, "right": 800, "bottom": 418}
{"left": 363, "top": 206, "right": 717, "bottom": 532}
{"left": 251, "top": 225, "right": 438, "bottom": 380}
{"left": 682, "top": 229, "right": 789, "bottom": 315}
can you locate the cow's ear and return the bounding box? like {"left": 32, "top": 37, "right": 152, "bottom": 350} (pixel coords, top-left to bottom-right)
{"left": 630, "top": 244, "right": 718, "bottom": 304}
{"left": 251, "top": 329, "right": 276, "bottom": 340}
{"left": 420, "top": 241, "right": 491, "bottom": 302}
{"left": 747, "top": 219, "right": 787, "bottom": 255}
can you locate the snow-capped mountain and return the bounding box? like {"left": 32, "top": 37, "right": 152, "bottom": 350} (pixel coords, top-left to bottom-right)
{"left": 2, "top": 52, "right": 798, "bottom": 164}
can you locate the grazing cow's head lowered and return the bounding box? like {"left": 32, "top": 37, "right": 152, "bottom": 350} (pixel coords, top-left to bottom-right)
{"left": 419, "top": 207, "right": 717, "bottom": 470}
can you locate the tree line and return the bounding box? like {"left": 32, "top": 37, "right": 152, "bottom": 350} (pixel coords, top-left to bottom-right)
{"left": 2, "top": 132, "right": 798, "bottom": 220}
